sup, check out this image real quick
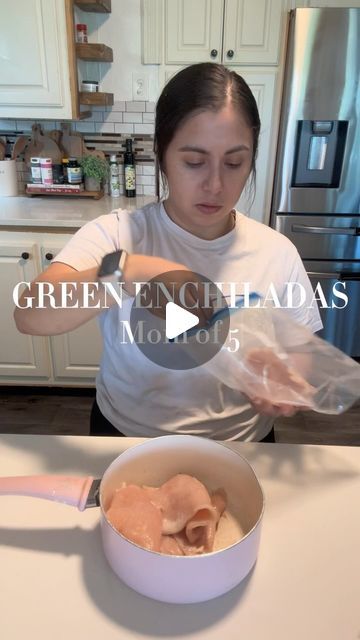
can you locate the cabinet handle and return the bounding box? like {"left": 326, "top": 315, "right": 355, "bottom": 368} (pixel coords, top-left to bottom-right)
{"left": 210, "top": 49, "right": 218, "bottom": 58}
{"left": 227, "top": 49, "right": 234, "bottom": 59}
{"left": 21, "top": 252, "right": 30, "bottom": 260}
{"left": 45, "top": 252, "right": 54, "bottom": 261}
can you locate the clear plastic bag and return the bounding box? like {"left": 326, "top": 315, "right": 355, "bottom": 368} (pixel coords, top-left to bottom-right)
{"left": 201, "top": 297, "right": 360, "bottom": 415}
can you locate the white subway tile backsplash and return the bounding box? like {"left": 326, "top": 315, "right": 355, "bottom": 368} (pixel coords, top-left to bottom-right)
{"left": 75, "top": 122, "right": 96, "bottom": 133}
{"left": 143, "top": 165, "right": 155, "bottom": 176}
{"left": 112, "top": 101, "right": 126, "bottom": 112}
{"left": 125, "top": 101, "right": 145, "bottom": 112}
{"left": 15, "top": 121, "right": 33, "bottom": 131}
{"left": 0, "top": 120, "right": 17, "bottom": 131}
{"left": 135, "top": 185, "right": 144, "bottom": 195}
{"left": 103, "top": 112, "right": 123, "bottom": 123}
{"left": 139, "top": 175, "right": 155, "bottom": 186}
{"left": 143, "top": 185, "right": 156, "bottom": 196}
{"left": 134, "top": 124, "right": 154, "bottom": 134}
{"left": 143, "top": 112, "right": 155, "bottom": 124}
{"left": 7, "top": 101, "right": 156, "bottom": 175}
{"left": 114, "top": 123, "right": 134, "bottom": 134}
{"left": 38, "top": 121, "right": 57, "bottom": 131}
{"left": 123, "top": 112, "right": 142, "bottom": 124}
{"left": 85, "top": 111, "right": 104, "bottom": 122}
{"left": 95, "top": 122, "right": 115, "bottom": 133}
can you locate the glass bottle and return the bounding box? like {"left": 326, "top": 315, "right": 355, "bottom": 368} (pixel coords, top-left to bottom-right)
{"left": 109, "top": 154, "right": 120, "bottom": 197}
{"left": 124, "top": 138, "right": 136, "bottom": 198}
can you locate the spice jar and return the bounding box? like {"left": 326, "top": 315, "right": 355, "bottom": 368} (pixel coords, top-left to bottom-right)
{"left": 67, "top": 158, "right": 83, "bottom": 184}
{"left": 62, "top": 158, "right": 69, "bottom": 183}
{"left": 76, "top": 24, "right": 88, "bottom": 43}
{"left": 52, "top": 164, "right": 64, "bottom": 184}
{"left": 30, "top": 157, "right": 42, "bottom": 184}
{"left": 40, "top": 158, "right": 53, "bottom": 185}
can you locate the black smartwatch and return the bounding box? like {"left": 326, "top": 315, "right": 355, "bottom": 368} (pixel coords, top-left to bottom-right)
{"left": 97, "top": 250, "right": 128, "bottom": 284}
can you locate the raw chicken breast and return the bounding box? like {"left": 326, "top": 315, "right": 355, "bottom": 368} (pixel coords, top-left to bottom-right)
{"left": 106, "top": 475, "right": 227, "bottom": 556}
{"left": 146, "top": 474, "right": 215, "bottom": 535}
{"left": 106, "top": 484, "right": 162, "bottom": 552}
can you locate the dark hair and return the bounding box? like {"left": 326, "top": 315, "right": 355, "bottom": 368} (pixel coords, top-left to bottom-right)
{"left": 154, "top": 63, "right": 261, "bottom": 195}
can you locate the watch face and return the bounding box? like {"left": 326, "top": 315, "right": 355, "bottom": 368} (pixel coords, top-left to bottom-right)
{"left": 98, "top": 250, "right": 122, "bottom": 278}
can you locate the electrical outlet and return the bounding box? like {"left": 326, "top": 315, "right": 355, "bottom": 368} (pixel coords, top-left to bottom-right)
{"left": 132, "top": 73, "right": 148, "bottom": 101}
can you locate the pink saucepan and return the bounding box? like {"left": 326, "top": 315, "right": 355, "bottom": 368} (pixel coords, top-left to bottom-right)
{"left": 0, "top": 435, "right": 264, "bottom": 603}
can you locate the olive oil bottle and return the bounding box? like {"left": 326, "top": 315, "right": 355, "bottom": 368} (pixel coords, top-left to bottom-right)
{"left": 124, "top": 138, "right": 136, "bottom": 198}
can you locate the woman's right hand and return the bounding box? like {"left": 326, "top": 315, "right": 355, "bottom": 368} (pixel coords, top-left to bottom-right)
{"left": 123, "top": 254, "right": 213, "bottom": 326}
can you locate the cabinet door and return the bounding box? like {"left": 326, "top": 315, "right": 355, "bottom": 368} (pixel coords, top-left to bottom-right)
{"left": 234, "top": 70, "right": 277, "bottom": 222}
{"left": 0, "top": 241, "right": 50, "bottom": 378}
{"left": 166, "top": 0, "right": 224, "bottom": 64}
{"left": 41, "top": 241, "right": 103, "bottom": 381}
{"left": 0, "top": 0, "right": 74, "bottom": 119}
{"left": 223, "top": 0, "right": 285, "bottom": 65}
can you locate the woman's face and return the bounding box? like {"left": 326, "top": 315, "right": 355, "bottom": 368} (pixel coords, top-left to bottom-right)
{"left": 162, "top": 104, "right": 254, "bottom": 240}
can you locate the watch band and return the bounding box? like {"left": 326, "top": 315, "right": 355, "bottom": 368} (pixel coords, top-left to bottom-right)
{"left": 116, "top": 249, "right": 128, "bottom": 279}
{"left": 97, "top": 249, "right": 128, "bottom": 283}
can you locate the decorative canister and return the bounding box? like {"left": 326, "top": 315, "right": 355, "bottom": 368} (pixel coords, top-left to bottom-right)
{"left": 0, "top": 159, "right": 18, "bottom": 196}
{"left": 81, "top": 80, "right": 99, "bottom": 93}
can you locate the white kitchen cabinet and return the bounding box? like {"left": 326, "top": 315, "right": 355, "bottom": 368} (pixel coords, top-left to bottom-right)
{"left": 0, "top": 0, "right": 115, "bottom": 119}
{"left": 0, "top": 240, "right": 50, "bottom": 378}
{"left": 39, "top": 239, "right": 102, "bottom": 380}
{"left": 143, "top": 0, "right": 288, "bottom": 66}
{"left": 0, "top": 230, "right": 102, "bottom": 386}
{"left": 165, "top": 0, "right": 224, "bottom": 64}
{"left": 0, "top": 0, "right": 78, "bottom": 120}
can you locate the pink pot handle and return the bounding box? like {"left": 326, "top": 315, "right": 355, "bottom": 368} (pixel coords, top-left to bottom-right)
{"left": 0, "top": 475, "right": 94, "bottom": 511}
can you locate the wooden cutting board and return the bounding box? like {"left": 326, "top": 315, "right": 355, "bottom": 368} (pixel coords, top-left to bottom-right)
{"left": 24, "top": 124, "right": 63, "bottom": 165}
{"left": 81, "top": 142, "right": 106, "bottom": 160}
{"left": 48, "top": 129, "right": 67, "bottom": 159}
{"left": 60, "top": 123, "right": 84, "bottom": 158}
{"left": 11, "top": 135, "right": 28, "bottom": 160}
{"left": 0, "top": 138, "right": 6, "bottom": 160}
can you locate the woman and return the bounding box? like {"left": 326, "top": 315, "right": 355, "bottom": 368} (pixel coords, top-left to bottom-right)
{"left": 14, "top": 63, "right": 322, "bottom": 441}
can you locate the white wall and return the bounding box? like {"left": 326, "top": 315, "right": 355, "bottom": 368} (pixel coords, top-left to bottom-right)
{"left": 75, "top": 0, "right": 160, "bottom": 102}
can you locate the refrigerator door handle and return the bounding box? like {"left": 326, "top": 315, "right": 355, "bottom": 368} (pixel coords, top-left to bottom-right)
{"left": 307, "top": 271, "right": 360, "bottom": 280}
{"left": 307, "top": 271, "right": 341, "bottom": 279}
{"left": 339, "top": 272, "right": 360, "bottom": 281}
{"left": 292, "top": 224, "right": 359, "bottom": 235}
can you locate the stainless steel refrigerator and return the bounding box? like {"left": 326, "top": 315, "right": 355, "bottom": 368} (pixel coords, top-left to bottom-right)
{"left": 270, "top": 7, "right": 360, "bottom": 356}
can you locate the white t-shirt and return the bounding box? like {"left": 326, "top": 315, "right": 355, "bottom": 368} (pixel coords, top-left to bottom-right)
{"left": 54, "top": 201, "right": 322, "bottom": 441}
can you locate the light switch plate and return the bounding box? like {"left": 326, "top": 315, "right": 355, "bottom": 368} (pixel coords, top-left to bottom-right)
{"left": 132, "top": 73, "right": 148, "bottom": 101}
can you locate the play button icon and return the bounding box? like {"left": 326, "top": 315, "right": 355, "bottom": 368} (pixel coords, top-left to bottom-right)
{"left": 129, "top": 270, "right": 230, "bottom": 370}
{"left": 165, "top": 302, "right": 199, "bottom": 340}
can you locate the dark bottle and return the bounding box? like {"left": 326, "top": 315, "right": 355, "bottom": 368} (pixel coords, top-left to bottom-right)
{"left": 124, "top": 138, "right": 136, "bottom": 198}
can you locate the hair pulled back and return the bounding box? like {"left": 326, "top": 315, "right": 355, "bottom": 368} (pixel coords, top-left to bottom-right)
{"left": 154, "top": 63, "right": 261, "bottom": 190}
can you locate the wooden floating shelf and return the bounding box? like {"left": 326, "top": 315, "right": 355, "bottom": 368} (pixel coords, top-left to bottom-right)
{"left": 76, "top": 43, "right": 113, "bottom": 62}
{"left": 79, "top": 91, "right": 114, "bottom": 106}
{"left": 74, "top": 0, "right": 111, "bottom": 12}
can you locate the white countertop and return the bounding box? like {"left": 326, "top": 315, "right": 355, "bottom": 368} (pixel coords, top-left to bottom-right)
{"left": 1, "top": 434, "right": 360, "bottom": 640}
{"left": 0, "top": 195, "right": 156, "bottom": 228}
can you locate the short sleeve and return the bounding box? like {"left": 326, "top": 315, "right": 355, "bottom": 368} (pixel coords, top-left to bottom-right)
{"left": 53, "top": 209, "right": 135, "bottom": 271}
{"left": 280, "top": 248, "right": 323, "bottom": 333}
